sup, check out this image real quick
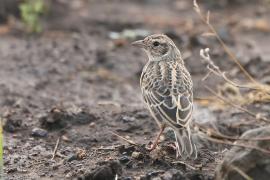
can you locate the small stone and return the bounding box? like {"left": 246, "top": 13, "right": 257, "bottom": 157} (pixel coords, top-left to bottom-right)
{"left": 31, "top": 128, "right": 48, "bottom": 137}
{"left": 121, "top": 115, "right": 136, "bottom": 123}
{"left": 135, "top": 111, "right": 149, "bottom": 118}
{"left": 80, "top": 161, "right": 122, "bottom": 180}
{"left": 3, "top": 116, "right": 22, "bottom": 133}
{"left": 162, "top": 169, "right": 186, "bottom": 180}
{"left": 39, "top": 172, "right": 47, "bottom": 177}
{"left": 118, "top": 145, "right": 136, "bottom": 155}
{"left": 122, "top": 177, "right": 132, "bottom": 180}
{"left": 119, "top": 156, "right": 130, "bottom": 164}
{"left": 147, "top": 170, "right": 164, "bottom": 178}
{"left": 65, "top": 172, "right": 73, "bottom": 178}
{"left": 61, "top": 135, "right": 71, "bottom": 142}
{"left": 126, "top": 161, "right": 133, "bottom": 169}
{"left": 216, "top": 126, "right": 270, "bottom": 180}
{"left": 66, "top": 154, "right": 78, "bottom": 162}
{"left": 131, "top": 151, "right": 143, "bottom": 160}
{"left": 89, "top": 122, "right": 96, "bottom": 128}
{"left": 7, "top": 167, "right": 17, "bottom": 173}
{"left": 77, "top": 149, "right": 87, "bottom": 160}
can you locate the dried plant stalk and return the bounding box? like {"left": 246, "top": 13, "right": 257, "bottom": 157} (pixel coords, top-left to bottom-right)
{"left": 193, "top": 0, "right": 256, "bottom": 84}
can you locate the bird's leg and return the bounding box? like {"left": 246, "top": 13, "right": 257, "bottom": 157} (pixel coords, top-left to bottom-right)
{"left": 147, "top": 124, "right": 166, "bottom": 151}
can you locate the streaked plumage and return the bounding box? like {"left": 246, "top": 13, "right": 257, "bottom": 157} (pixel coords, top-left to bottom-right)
{"left": 132, "top": 34, "right": 197, "bottom": 159}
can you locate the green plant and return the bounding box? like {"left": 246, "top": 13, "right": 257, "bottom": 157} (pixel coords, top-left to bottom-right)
{"left": 19, "top": 0, "right": 46, "bottom": 33}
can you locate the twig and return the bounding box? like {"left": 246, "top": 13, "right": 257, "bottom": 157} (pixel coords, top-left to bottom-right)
{"left": 172, "top": 160, "right": 197, "bottom": 170}
{"left": 109, "top": 131, "right": 139, "bottom": 146}
{"left": 198, "top": 132, "right": 270, "bottom": 154}
{"left": 200, "top": 48, "right": 261, "bottom": 91}
{"left": 204, "top": 85, "right": 270, "bottom": 123}
{"left": 193, "top": 0, "right": 257, "bottom": 84}
{"left": 92, "top": 145, "right": 122, "bottom": 151}
{"left": 195, "top": 123, "right": 270, "bottom": 141}
{"left": 51, "top": 137, "right": 61, "bottom": 160}
{"left": 230, "top": 165, "right": 253, "bottom": 180}
{"left": 229, "top": 120, "right": 256, "bottom": 128}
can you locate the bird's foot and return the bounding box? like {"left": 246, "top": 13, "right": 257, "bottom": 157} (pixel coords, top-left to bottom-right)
{"left": 146, "top": 125, "right": 166, "bottom": 152}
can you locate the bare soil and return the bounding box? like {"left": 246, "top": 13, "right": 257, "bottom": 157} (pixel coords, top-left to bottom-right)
{"left": 2, "top": 0, "right": 270, "bottom": 179}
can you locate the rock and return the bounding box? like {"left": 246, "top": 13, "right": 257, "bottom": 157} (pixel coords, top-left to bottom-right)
{"left": 121, "top": 115, "right": 136, "bottom": 123}
{"left": 39, "top": 108, "right": 69, "bottom": 130}
{"left": 146, "top": 171, "right": 164, "bottom": 179}
{"left": 118, "top": 156, "right": 130, "bottom": 164}
{"left": 122, "top": 177, "right": 132, "bottom": 180}
{"left": 66, "top": 154, "right": 78, "bottom": 162}
{"left": 134, "top": 110, "right": 149, "bottom": 119}
{"left": 118, "top": 145, "right": 136, "bottom": 156}
{"left": 6, "top": 167, "right": 17, "bottom": 173}
{"left": 215, "top": 126, "right": 270, "bottom": 180}
{"left": 3, "top": 115, "right": 22, "bottom": 133}
{"left": 65, "top": 172, "right": 73, "bottom": 178}
{"left": 78, "top": 161, "right": 122, "bottom": 180}
{"left": 192, "top": 105, "right": 224, "bottom": 151}
{"left": 39, "top": 107, "right": 97, "bottom": 130}
{"left": 31, "top": 127, "right": 48, "bottom": 137}
{"left": 161, "top": 169, "right": 186, "bottom": 180}
{"left": 131, "top": 151, "right": 143, "bottom": 160}
{"left": 186, "top": 172, "right": 207, "bottom": 180}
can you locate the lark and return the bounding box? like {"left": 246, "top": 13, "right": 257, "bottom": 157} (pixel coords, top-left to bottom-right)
{"left": 132, "top": 34, "right": 197, "bottom": 159}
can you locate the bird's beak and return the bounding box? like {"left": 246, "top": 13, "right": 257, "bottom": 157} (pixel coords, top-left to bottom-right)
{"left": 131, "top": 40, "right": 145, "bottom": 48}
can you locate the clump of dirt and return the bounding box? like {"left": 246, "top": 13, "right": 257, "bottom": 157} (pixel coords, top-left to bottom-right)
{"left": 39, "top": 107, "right": 98, "bottom": 130}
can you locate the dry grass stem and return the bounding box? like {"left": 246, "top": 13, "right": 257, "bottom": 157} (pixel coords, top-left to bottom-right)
{"left": 198, "top": 132, "right": 270, "bottom": 155}
{"left": 51, "top": 137, "right": 61, "bottom": 160}
{"left": 92, "top": 145, "right": 122, "bottom": 151}
{"left": 172, "top": 161, "right": 197, "bottom": 170}
{"left": 200, "top": 48, "right": 270, "bottom": 96}
{"left": 193, "top": 0, "right": 256, "bottom": 83}
{"left": 195, "top": 123, "right": 270, "bottom": 141}
{"left": 230, "top": 165, "right": 253, "bottom": 180}
{"left": 109, "top": 131, "right": 139, "bottom": 146}
{"left": 204, "top": 85, "right": 270, "bottom": 123}
{"left": 200, "top": 49, "right": 257, "bottom": 90}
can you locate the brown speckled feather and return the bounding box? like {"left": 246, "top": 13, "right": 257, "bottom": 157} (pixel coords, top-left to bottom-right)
{"left": 134, "top": 34, "right": 197, "bottom": 159}
{"left": 140, "top": 59, "right": 193, "bottom": 128}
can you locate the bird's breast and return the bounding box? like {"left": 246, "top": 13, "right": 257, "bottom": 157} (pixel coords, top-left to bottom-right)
{"left": 142, "top": 60, "right": 188, "bottom": 94}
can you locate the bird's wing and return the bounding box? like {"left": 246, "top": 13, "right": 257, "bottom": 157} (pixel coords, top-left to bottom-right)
{"left": 141, "top": 64, "right": 193, "bottom": 127}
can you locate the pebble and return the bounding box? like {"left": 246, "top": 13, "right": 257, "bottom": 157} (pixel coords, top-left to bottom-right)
{"left": 118, "top": 145, "right": 136, "bottom": 155}
{"left": 31, "top": 128, "right": 48, "bottom": 137}
{"left": 89, "top": 122, "right": 96, "bottom": 128}
{"left": 131, "top": 151, "right": 143, "bottom": 160}
{"left": 119, "top": 156, "right": 130, "bottom": 164}
{"left": 122, "top": 177, "right": 132, "bottom": 180}
{"left": 65, "top": 172, "right": 73, "bottom": 178}
{"left": 121, "top": 115, "right": 136, "bottom": 123}
{"left": 66, "top": 154, "right": 78, "bottom": 162}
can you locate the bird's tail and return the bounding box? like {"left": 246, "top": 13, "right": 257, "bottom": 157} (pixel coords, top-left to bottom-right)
{"left": 174, "top": 126, "right": 197, "bottom": 159}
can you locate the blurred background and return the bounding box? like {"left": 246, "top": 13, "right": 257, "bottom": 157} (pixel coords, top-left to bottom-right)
{"left": 1, "top": 0, "right": 270, "bottom": 179}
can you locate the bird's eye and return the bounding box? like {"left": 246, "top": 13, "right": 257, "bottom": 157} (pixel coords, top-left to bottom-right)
{"left": 153, "top": 41, "right": 160, "bottom": 47}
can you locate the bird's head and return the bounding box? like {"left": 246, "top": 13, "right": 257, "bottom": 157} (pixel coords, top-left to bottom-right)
{"left": 132, "top": 34, "right": 181, "bottom": 61}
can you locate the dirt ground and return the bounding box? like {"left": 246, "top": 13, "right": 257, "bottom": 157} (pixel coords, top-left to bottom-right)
{"left": 2, "top": 0, "right": 270, "bottom": 179}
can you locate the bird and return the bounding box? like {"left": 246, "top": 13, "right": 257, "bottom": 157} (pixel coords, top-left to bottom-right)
{"left": 132, "top": 34, "right": 197, "bottom": 159}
